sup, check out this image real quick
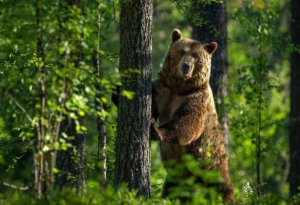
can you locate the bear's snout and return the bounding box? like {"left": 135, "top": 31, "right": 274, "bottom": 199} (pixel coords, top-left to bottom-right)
{"left": 179, "top": 58, "right": 194, "bottom": 79}
{"left": 182, "top": 62, "right": 190, "bottom": 75}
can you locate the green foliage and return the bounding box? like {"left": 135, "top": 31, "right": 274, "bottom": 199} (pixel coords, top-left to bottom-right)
{"left": 0, "top": 0, "right": 120, "bottom": 193}
{"left": 0, "top": 186, "right": 142, "bottom": 205}
{"left": 165, "top": 154, "right": 224, "bottom": 204}
{"left": 227, "top": 0, "right": 290, "bottom": 203}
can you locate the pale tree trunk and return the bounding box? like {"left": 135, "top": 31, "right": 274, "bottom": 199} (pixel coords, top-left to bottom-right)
{"left": 34, "top": 0, "right": 49, "bottom": 198}
{"left": 97, "top": 103, "right": 107, "bottom": 188}
{"left": 191, "top": 0, "right": 228, "bottom": 143}
{"left": 289, "top": 0, "right": 300, "bottom": 197}
{"left": 115, "top": 0, "right": 153, "bottom": 198}
{"left": 93, "top": 5, "right": 107, "bottom": 187}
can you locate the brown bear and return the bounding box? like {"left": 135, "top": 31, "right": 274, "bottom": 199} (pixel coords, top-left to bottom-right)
{"left": 151, "top": 29, "right": 233, "bottom": 202}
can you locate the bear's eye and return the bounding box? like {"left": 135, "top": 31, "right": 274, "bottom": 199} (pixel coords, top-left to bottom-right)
{"left": 192, "top": 53, "right": 199, "bottom": 58}
{"left": 180, "top": 50, "right": 186, "bottom": 55}
{"left": 196, "top": 58, "right": 204, "bottom": 64}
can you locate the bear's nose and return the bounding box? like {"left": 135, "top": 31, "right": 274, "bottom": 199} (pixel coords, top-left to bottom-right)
{"left": 182, "top": 63, "right": 190, "bottom": 74}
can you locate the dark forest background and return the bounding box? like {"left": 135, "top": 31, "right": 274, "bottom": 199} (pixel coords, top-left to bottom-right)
{"left": 0, "top": 0, "right": 300, "bottom": 204}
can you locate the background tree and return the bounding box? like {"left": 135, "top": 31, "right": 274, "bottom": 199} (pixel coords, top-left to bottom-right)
{"left": 115, "top": 0, "right": 153, "bottom": 198}
{"left": 55, "top": 0, "right": 86, "bottom": 191}
{"left": 191, "top": 0, "right": 228, "bottom": 141}
{"left": 34, "top": 0, "right": 49, "bottom": 198}
{"left": 94, "top": 1, "right": 107, "bottom": 188}
{"left": 289, "top": 0, "right": 300, "bottom": 198}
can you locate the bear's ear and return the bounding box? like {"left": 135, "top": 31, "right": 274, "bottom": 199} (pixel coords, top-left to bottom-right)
{"left": 172, "top": 29, "right": 182, "bottom": 42}
{"left": 204, "top": 42, "right": 218, "bottom": 55}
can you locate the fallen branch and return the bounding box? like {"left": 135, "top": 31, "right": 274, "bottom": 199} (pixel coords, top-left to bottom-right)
{"left": 2, "top": 181, "right": 29, "bottom": 191}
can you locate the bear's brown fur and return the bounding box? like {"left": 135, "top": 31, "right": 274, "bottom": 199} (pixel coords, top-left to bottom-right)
{"left": 151, "top": 29, "right": 233, "bottom": 202}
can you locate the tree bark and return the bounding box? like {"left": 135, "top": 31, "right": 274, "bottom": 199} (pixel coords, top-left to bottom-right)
{"left": 289, "top": 0, "right": 300, "bottom": 197}
{"left": 55, "top": 0, "right": 86, "bottom": 191}
{"left": 191, "top": 0, "right": 228, "bottom": 143}
{"left": 115, "top": 0, "right": 153, "bottom": 198}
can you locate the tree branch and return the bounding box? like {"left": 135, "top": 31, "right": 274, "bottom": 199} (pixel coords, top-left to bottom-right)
{"left": 8, "top": 94, "right": 34, "bottom": 123}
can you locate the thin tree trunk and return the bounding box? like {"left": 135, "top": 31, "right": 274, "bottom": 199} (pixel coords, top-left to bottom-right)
{"left": 34, "top": 0, "right": 49, "bottom": 198}
{"left": 191, "top": 0, "right": 228, "bottom": 143}
{"left": 94, "top": 6, "right": 107, "bottom": 187}
{"left": 55, "top": 0, "right": 86, "bottom": 191}
{"left": 97, "top": 108, "right": 107, "bottom": 188}
{"left": 115, "top": 0, "right": 153, "bottom": 198}
{"left": 289, "top": 0, "right": 300, "bottom": 197}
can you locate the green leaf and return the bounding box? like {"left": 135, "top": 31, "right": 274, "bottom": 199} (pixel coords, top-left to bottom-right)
{"left": 121, "top": 90, "right": 135, "bottom": 100}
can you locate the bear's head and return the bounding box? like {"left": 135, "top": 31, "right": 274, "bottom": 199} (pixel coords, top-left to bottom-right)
{"left": 160, "top": 29, "right": 217, "bottom": 92}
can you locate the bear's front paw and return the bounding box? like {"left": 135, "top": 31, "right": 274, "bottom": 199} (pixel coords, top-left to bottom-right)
{"left": 150, "top": 118, "right": 163, "bottom": 141}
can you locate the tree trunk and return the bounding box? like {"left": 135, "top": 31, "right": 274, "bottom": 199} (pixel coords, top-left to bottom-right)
{"left": 34, "top": 0, "right": 49, "bottom": 198}
{"left": 289, "top": 0, "right": 300, "bottom": 197}
{"left": 97, "top": 107, "right": 107, "bottom": 188}
{"left": 56, "top": 118, "right": 86, "bottom": 190}
{"left": 191, "top": 0, "right": 228, "bottom": 143}
{"left": 55, "top": 0, "right": 86, "bottom": 191}
{"left": 93, "top": 7, "right": 107, "bottom": 186}
{"left": 115, "top": 0, "right": 153, "bottom": 198}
